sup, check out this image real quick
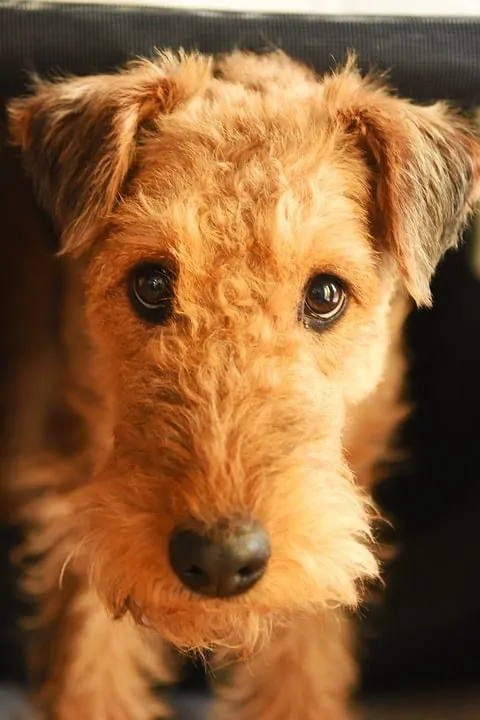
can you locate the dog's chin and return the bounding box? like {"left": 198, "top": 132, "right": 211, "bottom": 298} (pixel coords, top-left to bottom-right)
{"left": 118, "top": 594, "right": 276, "bottom": 657}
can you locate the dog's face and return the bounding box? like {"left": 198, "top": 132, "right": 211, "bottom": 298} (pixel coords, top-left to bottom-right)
{"left": 9, "top": 51, "right": 480, "bottom": 653}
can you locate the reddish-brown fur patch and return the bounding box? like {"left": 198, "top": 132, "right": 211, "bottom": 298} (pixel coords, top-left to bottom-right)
{"left": 4, "top": 50, "right": 480, "bottom": 719}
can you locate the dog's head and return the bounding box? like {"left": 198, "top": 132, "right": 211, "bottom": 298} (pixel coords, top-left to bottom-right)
{"left": 9, "top": 51, "right": 480, "bottom": 654}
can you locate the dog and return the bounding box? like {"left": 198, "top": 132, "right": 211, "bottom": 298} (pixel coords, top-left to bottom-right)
{"left": 4, "top": 50, "right": 480, "bottom": 719}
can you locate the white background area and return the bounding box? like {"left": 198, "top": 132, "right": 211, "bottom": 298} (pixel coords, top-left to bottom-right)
{"left": 54, "top": 0, "right": 479, "bottom": 17}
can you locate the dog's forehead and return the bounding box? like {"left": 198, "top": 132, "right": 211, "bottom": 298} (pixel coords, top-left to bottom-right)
{"left": 118, "top": 89, "right": 373, "bottom": 279}
{"left": 133, "top": 67, "right": 346, "bottom": 191}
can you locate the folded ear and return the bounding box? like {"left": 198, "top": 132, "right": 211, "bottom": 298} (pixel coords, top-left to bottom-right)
{"left": 7, "top": 51, "right": 212, "bottom": 255}
{"left": 325, "top": 61, "right": 480, "bottom": 305}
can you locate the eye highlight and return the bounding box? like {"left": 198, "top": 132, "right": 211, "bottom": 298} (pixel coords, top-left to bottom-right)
{"left": 129, "top": 262, "right": 175, "bottom": 324}
{"left": 301, "top": 273, "right": 348, "bottom": 331}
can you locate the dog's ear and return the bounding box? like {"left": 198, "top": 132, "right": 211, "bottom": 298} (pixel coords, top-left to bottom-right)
{"left": 7, "top": 52, "right": 211, "bottom": 255}
{"left": 325, "top": 62, "right": 480, "bottom": 305}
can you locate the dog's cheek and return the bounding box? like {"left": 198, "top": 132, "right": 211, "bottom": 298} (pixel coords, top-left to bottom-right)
{"left": 334, "top": 284, "right": 398, "bottom": 406}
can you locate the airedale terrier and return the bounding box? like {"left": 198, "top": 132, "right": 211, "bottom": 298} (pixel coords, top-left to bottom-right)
{"left": 5, "top": 50, "right": 480, "bottom": 719}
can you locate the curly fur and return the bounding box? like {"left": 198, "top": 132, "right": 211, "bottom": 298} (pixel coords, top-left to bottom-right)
{"left": 5, "top": 49, "right": 480, "bottom": 719}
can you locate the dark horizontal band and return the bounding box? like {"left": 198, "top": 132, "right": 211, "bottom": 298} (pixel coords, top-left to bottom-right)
{"left": 0, "top": 4, "right": 479, "bottom": 104}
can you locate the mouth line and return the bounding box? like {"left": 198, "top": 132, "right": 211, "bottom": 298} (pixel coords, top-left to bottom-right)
{"left": 116, "top": 595, "right": 154, "bottom": 629}
{"left": 113, "top": 597, "right": 130, "bottom": 621}
{"left": 119, "top": 590, "right": 281, "bottom": 627}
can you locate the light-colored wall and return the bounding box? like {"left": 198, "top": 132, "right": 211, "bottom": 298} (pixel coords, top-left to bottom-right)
{"left": 52, "top": 0, "right": 479, "bottom": 16}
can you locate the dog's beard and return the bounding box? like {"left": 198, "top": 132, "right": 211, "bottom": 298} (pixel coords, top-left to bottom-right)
{"left": 108, "top": 590, "right": 303, "bottom": 662}
{"left": 68, "top": 446, "right": 379, "bottom": 658}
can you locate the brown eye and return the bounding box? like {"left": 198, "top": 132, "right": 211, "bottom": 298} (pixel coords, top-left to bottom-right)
{"left": 129, "top": 263, "right": 175, "bottom": 324}
{"left": 302, "top": 274, "right": 347, "bottom": 331}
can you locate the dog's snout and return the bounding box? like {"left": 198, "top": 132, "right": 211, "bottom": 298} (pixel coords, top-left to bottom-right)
{"left": 168, "top": 521, "right": 270, "bottom": 598}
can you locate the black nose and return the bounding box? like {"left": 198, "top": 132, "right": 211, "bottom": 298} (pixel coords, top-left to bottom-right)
{"left": 169, "top": 520, "right": 270, "bottom": 598}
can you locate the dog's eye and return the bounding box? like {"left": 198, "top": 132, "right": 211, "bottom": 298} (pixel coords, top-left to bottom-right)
{"left": 302, "top": 274, "right": 347, "bottom": 331}
{"left": 129, "top": 263, "right": 175, "bottom": 324}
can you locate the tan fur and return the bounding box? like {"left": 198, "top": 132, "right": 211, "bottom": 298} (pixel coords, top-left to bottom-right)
{"left": 214, "top": 611, "right": 356, "bottom": 720}
{"left": 5, "top": 50, "right": 480, "bottom": 719}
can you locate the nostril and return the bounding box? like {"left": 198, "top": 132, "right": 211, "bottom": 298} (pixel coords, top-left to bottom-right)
{"left": 238, "top": 563, "right": 262, "bottom": 579}
{"left": 184, "top": 565, "right": 207, "bottom": 579}
{"left": 238, "top": 566, "right": 252, "bottom": 577}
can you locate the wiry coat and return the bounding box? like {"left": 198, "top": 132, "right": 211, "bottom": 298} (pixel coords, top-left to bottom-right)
{"left": 4, "top": 50, "right": 480, "bottom": 719}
